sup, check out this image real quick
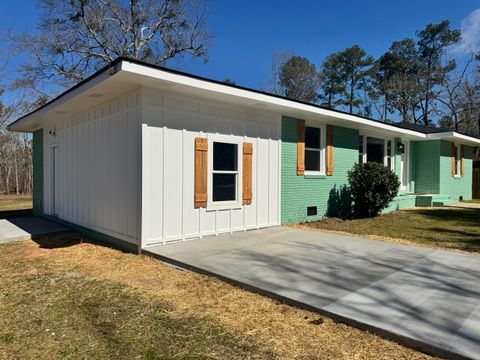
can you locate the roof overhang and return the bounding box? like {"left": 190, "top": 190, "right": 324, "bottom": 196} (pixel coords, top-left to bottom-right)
{"left": 426, "top": 132, "right": 480, "bottom": 146}
{"left": 7, "top": 58, "right": 480, "bottom": 146}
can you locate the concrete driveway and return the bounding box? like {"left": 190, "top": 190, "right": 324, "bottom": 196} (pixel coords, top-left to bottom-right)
{"left": 146, "top": 226, "right": 480, "bottom": 359}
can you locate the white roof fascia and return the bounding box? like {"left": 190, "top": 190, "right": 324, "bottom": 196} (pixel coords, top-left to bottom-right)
{"left": 426, "top": 132, "right": 480, "bottom": 146}
{"left": 119, "top": 60, "right": 426, "bottom": 139}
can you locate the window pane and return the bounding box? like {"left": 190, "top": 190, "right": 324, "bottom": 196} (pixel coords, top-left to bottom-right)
{"left": 305, "top": 150, "right": 320, "bottom": 171}
{"left": 367, "top": 137, "right": 385, "bottom": 164}
{"left": 305, "top": 127, "right": 320, "bottom": 149}
{"left": 387, "top": 140, "right": 392, "bottom": 169}
{"left": 213, "top": 174, "right": 236, "bottom": 201}
{"left": 358, "top": 136, "right": 364, "bottom": 163}
{"left": 213, "top": 142, "right": 237, "bottom": 171}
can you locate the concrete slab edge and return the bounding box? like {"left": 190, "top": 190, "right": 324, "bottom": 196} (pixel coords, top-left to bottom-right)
{"left": 0, "top": 228, "right": 73, "bottom": 245}
{"left": 143, "top": 249, "right": 471, "bottom": 360}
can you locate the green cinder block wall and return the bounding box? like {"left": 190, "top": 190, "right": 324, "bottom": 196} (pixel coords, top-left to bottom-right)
{"left": 439, "top": 141, "right": 473, "bottom": 201}
{"left": 411, "top": 140, "right": 441, "bottom": 194}
{"left": 32, "top": 129, "right": 44, "bottom": 216}
{"left": 281, "top": 117, "right": 358, "bottom": 224}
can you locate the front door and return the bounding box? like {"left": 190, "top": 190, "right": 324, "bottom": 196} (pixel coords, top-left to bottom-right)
{"left": 400, "top": 140, "right": 409, "bottom": 192}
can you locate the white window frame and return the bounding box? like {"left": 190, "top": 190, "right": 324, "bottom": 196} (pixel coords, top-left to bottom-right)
{"left": 454, "top": 144, "right": 462, "bottom": 177}
{"left": 304, "top": 123, "right": 326, "bottom": 176}
{"left": 207, "top": 135, "right": 243, "bottom": 211}
{"left": 358, "top": 133, "right": 395, "bottom": 171}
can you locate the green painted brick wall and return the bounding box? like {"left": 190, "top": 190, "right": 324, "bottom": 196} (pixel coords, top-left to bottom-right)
{"left": 439, "top": 141, "right": 473, "bottom": 201}
{"left": 32, "top": 129, "right": 44, "bottom": 216}
{"left": 281, "top": 117, "right": 358, "bottom": 224}
{"left": 411, "top": 140, "right": 441, "bottom": 194}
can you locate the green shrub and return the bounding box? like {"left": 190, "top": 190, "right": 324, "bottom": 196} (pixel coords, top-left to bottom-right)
{"left": 348, "top": 162, "right": 400, "bottom": 218}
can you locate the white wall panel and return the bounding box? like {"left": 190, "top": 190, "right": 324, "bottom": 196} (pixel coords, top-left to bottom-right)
{"left": 142, "top": 87, "right": 281, "bottom": 246}
{"left": 43, "top": 90, "right": 141, "bottom": 244}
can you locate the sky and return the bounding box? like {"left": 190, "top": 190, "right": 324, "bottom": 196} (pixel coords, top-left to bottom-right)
{"left": 1, "top": 0, "right": 480, "bottom": 91}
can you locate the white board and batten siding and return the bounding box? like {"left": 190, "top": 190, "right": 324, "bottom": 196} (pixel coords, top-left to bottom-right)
{"left": 141, "top": 87, "right": 281, "bottom": 247}
{"left": 42, "top": 89, "right": 142, "bottom": 245}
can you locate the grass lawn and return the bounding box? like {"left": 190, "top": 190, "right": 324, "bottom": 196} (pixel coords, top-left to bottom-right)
{"left": 304, "top": 207, "right": 480, "bottom": 253}
{"left": 0, "top": 209, "right": 433, "bottom": 358}
{"left": 0, "top": 195, "right": 32, "bottom": 219}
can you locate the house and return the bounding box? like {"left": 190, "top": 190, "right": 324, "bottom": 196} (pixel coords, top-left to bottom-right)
{"left": 8, "top": 58, "right": 480, "bottom": 252}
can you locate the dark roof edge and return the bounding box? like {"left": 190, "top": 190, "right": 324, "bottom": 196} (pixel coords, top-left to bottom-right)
{"left": 7, "top": 56, "right": 480, "bottom": 140}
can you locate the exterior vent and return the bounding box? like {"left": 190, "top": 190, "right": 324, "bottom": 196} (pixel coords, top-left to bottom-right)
{"left": 307, "top": 206, "right": 317, "bottom": 216}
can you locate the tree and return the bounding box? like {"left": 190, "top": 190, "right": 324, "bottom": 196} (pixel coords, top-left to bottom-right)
{"left": 266, "top": 50, "right": 294, "bottom": 95}
{"left": 279, "top": 56, "right": 320, "bottom": 102}
{"left": 319, "top": 52, "right": 345, "bottom": 108}
{"left": 14, "top": 0, "right": 211, "bottom": 97}
{"left": 415, "top": 20, "right": 461, "bottom": 126}
{"left": 323, "top": 45, "right": 374, "bottom": 114}
{"left": 437, "top": 55, "right": 475, "bottom": 131}
{"left": 376, "top": 38, "right": 421, "bottom": 123}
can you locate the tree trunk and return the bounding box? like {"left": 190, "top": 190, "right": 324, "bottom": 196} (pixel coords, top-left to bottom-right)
{"left": 349, "top": 79, "right": 354, "bottom": 114}
{"left": 424, "top": 95, "right": 429, "bottom": 126}
{"left": 14, "top": 149, "right": 19, "bottom": 196}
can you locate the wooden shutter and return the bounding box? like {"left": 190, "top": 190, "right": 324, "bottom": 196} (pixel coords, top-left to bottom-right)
{"left": 326, "top": 125, "right": 334, "bottom": 176}
{"left": 451, "top": 143, "right": 456, "bottom": 176}
{"left": 194, "top": 137, "right": 208, "bottom": 208}
{"left": 243, "top": 142, "right": 253, "bottom": 205}
{"left": 461, "top": 145, "right": 465, "bottom": 177}
{"left": 297, "top": 120, "right": 305, "bottom": 176}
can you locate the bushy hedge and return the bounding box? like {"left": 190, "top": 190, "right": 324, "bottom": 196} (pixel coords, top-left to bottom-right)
{"left": 348, "top": 162, "right": 400, "bottom": 218}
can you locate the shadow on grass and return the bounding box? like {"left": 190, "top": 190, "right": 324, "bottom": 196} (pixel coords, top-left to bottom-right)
{"left": 0, "top": 209, "right": 33, "bottom": 220}
{"left": 31, "top": 232, "right": 84, "bottom": 250}
{"left": 412, "top": 208, "right": 480, "bottom": 226}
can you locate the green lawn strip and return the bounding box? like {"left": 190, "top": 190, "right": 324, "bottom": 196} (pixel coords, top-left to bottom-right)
{"left": 306, "top": 208, "right": 480, "bottom": 253}
{"left": 0, "top": 271, "right": 268, "bottom": 360}
{"left": 0, "top": 197, "right": 33, "bottom": 219}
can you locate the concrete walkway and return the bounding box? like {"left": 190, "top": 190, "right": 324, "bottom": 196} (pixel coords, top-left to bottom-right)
{"left": 446, "top": 202, "right": 480, "bottom": 209}
{"left": 0, "top": 217, "right": 70, "bottom": 244}
{"left": 146, "top": 227, "right": 480, "bottom": 359}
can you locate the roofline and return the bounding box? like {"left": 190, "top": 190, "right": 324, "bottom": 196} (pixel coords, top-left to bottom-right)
{"left": 426, "top": 131, "right": 480, "bottom": 145}
{"left": 6, "top": 56, "right": 480, "bottom": 145}
{"left": 7, "top": 59, "right": 122, "bottom": 130}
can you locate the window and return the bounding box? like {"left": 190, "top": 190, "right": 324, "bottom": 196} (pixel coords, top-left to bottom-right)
{"left": 386, "top": 140, "right": 394, "bottom": 171}
{"left": 366, "top": 137, "right": 385, "bottom": 164}
{"left": 305, "top": 126, "right": 325, "bottom": 173}
{"left": 358, "top": 134, "right": 394, "bottom": 171}
{"left": 358, "top": 135, "right": 364, "bottom": 164}
{"left": 212, "top": 142, "right": 238, "bottom": 202}
{"left": 455, "top": 145, "right": 461, "bottom": 177}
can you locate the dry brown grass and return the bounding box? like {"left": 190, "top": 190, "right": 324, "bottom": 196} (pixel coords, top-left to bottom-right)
{"left": 0, "top": 232, "right": 434, "bottom": 360}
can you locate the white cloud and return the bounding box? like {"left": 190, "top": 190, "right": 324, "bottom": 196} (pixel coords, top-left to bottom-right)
{"left": 452, "top": 8, "right": 480, "bottom": 54}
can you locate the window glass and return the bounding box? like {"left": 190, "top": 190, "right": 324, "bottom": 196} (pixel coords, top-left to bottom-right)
{"left": 366, "top": 137, "right": 385, "bottom": 164}
{"left": 213, "top": 142, "right": 237, "bottom": 171}
{"left": 212, "top": 174, "right": 236, "bottom": 202}
{"left": 305, "top": 127, "right": 320, "bottom": 149}
{"left": 305, "top": 150, "right": 321, "bottom": 171}
{"left": 304, "top": 126, "right": 323, "bottom": 172}
{"left": 212, "top": 142, "right": 238, "bottom": 202}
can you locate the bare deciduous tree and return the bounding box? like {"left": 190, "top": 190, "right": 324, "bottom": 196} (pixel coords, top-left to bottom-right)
{"left": 14, "top": 0, "right": 211, "bottom": 96}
